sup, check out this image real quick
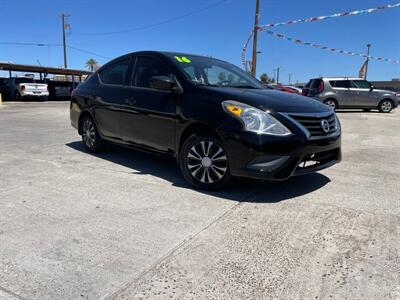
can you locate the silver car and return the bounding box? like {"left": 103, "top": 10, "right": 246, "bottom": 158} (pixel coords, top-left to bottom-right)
{"left": 302, "top": 77, "right": 399, "bottom": 113}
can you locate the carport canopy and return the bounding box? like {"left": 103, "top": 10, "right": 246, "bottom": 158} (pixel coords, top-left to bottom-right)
{"left": 0, "top": 62, "right": 91, "bottom": 81}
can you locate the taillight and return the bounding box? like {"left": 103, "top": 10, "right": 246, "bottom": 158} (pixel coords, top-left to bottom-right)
{"left": 318, "top": 80, "right": 324, "bottom": 93}
{"left": 21, "top": 85, "right": 25, "bottom": 91}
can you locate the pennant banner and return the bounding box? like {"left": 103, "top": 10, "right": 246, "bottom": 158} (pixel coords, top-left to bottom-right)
{"left": 266, "top": 30, "right": 400, "bottom": 64}
{"left": 241, "top": 3, "right": 400, "bottom": 68}
{"left": 259, "top": 3, "right": 400, "bottom": 30}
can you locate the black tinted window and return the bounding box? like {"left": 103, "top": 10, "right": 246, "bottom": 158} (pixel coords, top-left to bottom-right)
{"left": 99, "top": 59, "right": 130, "bottom": 85}
{"left": 330, "top": 80, "right": 350, "bottom": 88}
{"left": 311, "top": 79, "right": 321, "bottom": 88}
{"left": 132, "top": 56, "right": 170, "bottom": 88}
{"left": 351, "top": 80, "right": 371, "bottom": 89}
{"left": 15, "top": 78, "right": 34, "bottom": 84}
{"left": 304, "top": 80, "right": 312, "bottom": 88}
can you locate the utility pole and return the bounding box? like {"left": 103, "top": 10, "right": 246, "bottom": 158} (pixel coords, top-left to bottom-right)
{"left": 288, "top": 73, "right": 292, "bottom": 85}
{"left": 251, "top": 0, "right": 260, "bottom": 77}
{"left": 61, "top": 14, "right": 70, "bottom": 69}
{"left": 364, "top": 44, "right": 371, "bottom": 80}
{"left": 276, "top": 67, "right": 280, "bottom": 84}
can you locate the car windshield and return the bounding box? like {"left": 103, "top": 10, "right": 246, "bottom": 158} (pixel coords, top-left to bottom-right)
{"left": 170, "top": 55, "right": 264, "bottom": 89}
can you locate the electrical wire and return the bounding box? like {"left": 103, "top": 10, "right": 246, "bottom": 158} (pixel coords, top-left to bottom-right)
{"left": 71, "top": 0, "right": 229, "bottom": 36}
{"left": 0, "top": 42, "right": 111, "bottom": 59}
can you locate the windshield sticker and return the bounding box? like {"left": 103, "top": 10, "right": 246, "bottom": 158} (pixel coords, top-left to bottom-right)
{"left": 175, "top": 56, "right": 191, "bottom": 63}
{"left": 181, "top": 56, "right": 191, "bottom": 63}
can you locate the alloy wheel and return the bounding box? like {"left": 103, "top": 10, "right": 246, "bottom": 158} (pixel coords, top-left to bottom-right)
{"left": 82, "top": 119, "right": 96, "bottom": 148}
{"left": 325, "top": 100, "right": 337, "bottom": 109}
{"left": 381, "top": 100, "right": 392, "bottom": 113}
{"left": 187, "top": 140, "right": 228, "bottom": 184}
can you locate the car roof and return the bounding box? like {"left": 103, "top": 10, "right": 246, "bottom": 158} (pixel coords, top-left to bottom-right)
{"left": 307, "top": 77, "right": 362, "bottom": 81}
{"left": 122, "top": 50, "right": 227, "bottom": 63}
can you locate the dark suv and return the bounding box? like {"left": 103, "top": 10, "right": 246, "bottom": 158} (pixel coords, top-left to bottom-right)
{"left": 70, "top": 51, "right": 341, "bottom": 189}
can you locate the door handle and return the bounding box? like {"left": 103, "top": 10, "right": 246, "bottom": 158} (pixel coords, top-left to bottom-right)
{"left": 125, "top": 98, "right": 136, "bottom": 106}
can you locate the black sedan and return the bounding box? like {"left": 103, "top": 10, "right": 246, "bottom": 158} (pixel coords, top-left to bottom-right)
{"left": 70, "top": 51, "right": 341, "bottom": 190}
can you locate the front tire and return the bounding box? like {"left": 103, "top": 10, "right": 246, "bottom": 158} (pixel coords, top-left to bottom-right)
{"left": 378, "top": 99, "right": 393, "bottom": 113}
{"left": 179, "top": 135, "right": 232, "bottom": 190}
{"left": 80, "top": 116, "right": 105, "bottom": 152}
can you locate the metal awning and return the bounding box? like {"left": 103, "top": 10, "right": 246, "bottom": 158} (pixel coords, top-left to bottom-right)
{"left": 0, "top": 62, "right": 91, "bottom": 76}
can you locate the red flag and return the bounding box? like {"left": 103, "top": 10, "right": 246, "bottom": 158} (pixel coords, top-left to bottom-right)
{"left": 359, "top": 59, "right": 368, "bottom": 79}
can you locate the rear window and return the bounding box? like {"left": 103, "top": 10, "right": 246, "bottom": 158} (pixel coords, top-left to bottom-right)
{"left": 15, "top": 78, "right": 34, "bottom": 84}
{"left": 304, "top": 80, "right": 312, "bottom": 88}
{"left": 311, "top": 79, "right": 321, "bottom": 88}
{"left": 329, "top": 80, "right": 350, "bottom": 88}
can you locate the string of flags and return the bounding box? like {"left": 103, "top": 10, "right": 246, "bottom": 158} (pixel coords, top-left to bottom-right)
{"left": 242, "top": 2, "right": 400, "bottom": 69}
{"left": 258, "top": 3, "right": 400, "bottom": 30}
{"left": 265, "top": 30, "right": 400, "bottom": 64}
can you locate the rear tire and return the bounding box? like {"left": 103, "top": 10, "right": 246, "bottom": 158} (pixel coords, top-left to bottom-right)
{"left": 378, "top": 99, "right": 393, "bottom": 113}
{"left": 323, "top": 98, "right": 338, "bottom": 110}
{"left": 13, "top": 91, "right": 21, "bottom": 101}
{"left": 179, "top": 135, "right": 232, "bottom": 190}
{"left": 80, "top": 116, "right": 105, "bottom": 152}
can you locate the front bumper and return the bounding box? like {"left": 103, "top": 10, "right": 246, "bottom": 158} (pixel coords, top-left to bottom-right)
{"left": 218, "top": 118, "right": 341, "bottom": 181}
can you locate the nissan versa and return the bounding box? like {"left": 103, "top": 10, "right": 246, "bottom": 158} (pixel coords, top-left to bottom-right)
{"left": 70, "top": 51, "right": 341, "bottom": 190}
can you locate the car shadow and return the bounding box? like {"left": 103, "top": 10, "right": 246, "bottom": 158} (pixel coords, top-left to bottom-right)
{"left": 66, "top": 141, "right": 331, "bottom": 203}
{"left": 336, "top": 109, "right": 380, "bottom": 113}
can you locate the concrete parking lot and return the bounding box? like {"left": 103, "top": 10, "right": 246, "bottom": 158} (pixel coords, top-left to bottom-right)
{"left": 0, "top": 102, "right": 399, "bottom": 300}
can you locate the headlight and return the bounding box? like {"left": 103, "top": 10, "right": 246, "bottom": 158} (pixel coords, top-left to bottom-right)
{"left": 334, "top": 113, "right": 341, "bottom": 133}
{"left": 222, "top": 100, "right": 292, "bottom": 136}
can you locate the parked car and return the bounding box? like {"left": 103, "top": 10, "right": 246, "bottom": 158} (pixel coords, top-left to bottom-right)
{"left": 302, "top": 77, "right": 399, "bottom": 113}
{"left": 3, "top": 77, "right": 49, "bottom": 101}
{"left": 70, "top": 51, "right": 341, "bottom": 190}
{"left": 268, "top": 84, "right": 300, "bottom": 94}
{"left": 0, "top": 78, "right": 7, "bottom": 94}
{"left": 285, "top": 86, "right": 302, "bottom": 94}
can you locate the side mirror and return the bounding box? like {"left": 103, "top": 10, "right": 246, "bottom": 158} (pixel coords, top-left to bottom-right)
{"left": 149, "top": 75, "right": 175, "bottom": 91}
{"left": 370, "top": 85, "right": 374, "bottom": 91}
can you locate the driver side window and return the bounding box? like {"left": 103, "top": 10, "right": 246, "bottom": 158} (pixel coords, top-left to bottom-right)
{"left": 132, "top": 56, "right": 170, "bottom": 88}
{"left": 351, "top": 80, "right": 371, "bottom": 89}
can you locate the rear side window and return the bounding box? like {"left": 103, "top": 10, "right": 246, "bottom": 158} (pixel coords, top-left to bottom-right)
{"left": 99, "top": 59, "right": 130, "bottom": 85}
{"left": 132, "top": 56, "right": 170, "bottom": 88}
{"left": 330, "top": 80, "right": 350, "bottom": 88}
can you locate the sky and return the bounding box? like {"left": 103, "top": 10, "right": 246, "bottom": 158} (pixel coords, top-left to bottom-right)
{"left": 0, "top": 0, "right": 399, "bottom": 83}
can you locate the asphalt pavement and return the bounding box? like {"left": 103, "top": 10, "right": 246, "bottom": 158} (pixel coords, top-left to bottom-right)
{"left": 0, "top": 102, "right": 399, "bottom": 300}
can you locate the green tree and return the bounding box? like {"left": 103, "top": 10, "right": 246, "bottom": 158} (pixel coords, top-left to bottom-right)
{"left": 85, "top": 59, "right": 98, "bottom": 72}
{"left": 260, "top": 73, "right": 275, "bottom": 84}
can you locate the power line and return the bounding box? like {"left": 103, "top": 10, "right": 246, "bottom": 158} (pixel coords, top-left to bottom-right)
{"left": 67, "top": 45, "right": 111, "bottom": 59}
{"left": 0, "top": 42, "right": 111, "bottom": 59}
{"left": 71, "top": 0, "right": 230, "bottom": 36}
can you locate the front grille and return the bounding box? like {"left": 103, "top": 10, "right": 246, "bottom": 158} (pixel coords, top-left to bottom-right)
{"left": 289, "top": 113, "right": 336, "bottom": 138}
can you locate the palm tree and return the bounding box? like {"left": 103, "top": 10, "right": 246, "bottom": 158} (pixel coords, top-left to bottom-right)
{"left": 85, "top": 59, "right": 98, "bottom": 72}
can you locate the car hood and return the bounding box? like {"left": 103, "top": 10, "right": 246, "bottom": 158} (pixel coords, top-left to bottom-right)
{"left": 205, "top": 87, "right": 332, "bottom": 114}
{"left": 373, "top": 88, "right": 396, "bottom": 95}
